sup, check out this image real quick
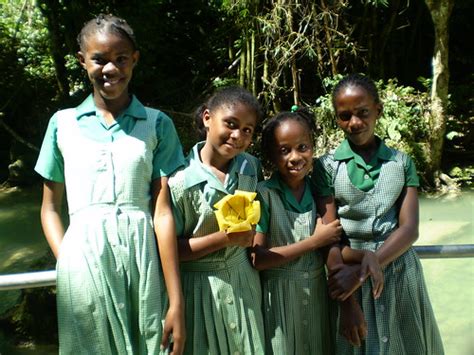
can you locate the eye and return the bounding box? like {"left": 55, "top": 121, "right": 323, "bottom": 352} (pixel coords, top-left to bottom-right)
{"left": 298, "top": 144, "right": 309, "bottom": 152}
{"left": 358, "top": 108, "right": 370, "bottom": 118}
{"left": 279, "top": 147, "right": 289, "bottom": 155}
{"left": 226, "top": 121, "right": 237, "bottom": 129}
{"left": 337, "top": 112, "right": 352, "bottom": 122}
{"left": 243, "top": 127, "right": 253, "bottom": 135}
{"left": 116, "top": 55, "right": 129, "bottom": 65}
{"left": 92, "top": 57, "right": 107, "bottom": 65}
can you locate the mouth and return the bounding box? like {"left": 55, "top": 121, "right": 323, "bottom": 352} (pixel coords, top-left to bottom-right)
{"left": 224, "top": 142, "right": 240, "bottom": 150}
{"left": 288, "top": 164, "right": 306, "bottom": 173}
{"left": 350, "top": 130, "right": 365, "bottom": 136}
{"left": 102, "top": 77, "right": 122, "bottom": 87}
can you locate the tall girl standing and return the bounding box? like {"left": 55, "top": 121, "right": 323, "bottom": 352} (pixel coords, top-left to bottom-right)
{"left": 35, "top": 14, "right": 185, "bottom": 354}
{"left": 314, "top": 73, "right": 444, "bottom": 354}
{"left": 168, "top": 86, "right": 265, "bottom": 355}
{"left": 250, "top": 109, "right": 342, "bottom": 354}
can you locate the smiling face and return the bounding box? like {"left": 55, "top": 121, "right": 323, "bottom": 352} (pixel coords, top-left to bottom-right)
{"left": 272, "top": 119, "right": 313, "bottom": 186}
{"left": 78, "top": 31, "right": 139, "bottom": 106}
{"left": 334, "top": 85, "right": 382, "bottom": 149}
{"left": 202, "top": 102, "right": 257, "bottom": 163}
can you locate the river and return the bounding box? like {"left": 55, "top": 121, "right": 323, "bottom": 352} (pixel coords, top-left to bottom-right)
{"left": 0, "top": 185, "right": 473, "bottom": 354}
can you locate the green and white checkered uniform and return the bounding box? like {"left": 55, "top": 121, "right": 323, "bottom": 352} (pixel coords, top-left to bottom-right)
{"left": 256, "top": 175, "right": 333, "bottom": 355}
{"left": 316, "top": 140, "right": 444, "bottom": 355}
{"left": 35, "top": 95, "right": 184, "bottom": 354}
{"left": 169, "top": 142, "right": 265, "bottom": 355}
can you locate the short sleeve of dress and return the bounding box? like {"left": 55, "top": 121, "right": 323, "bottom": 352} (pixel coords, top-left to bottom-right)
{"left": 255, "top": 186, "right": 270, "bottom": 234}
{"left": 403, "top": 154, "right": 420, "bottom": 187}
{"left": 152, "top": 112, "right": 185, "bottom": 179}
{"left": 168, "top": 169, "right": 186, "bottom": 237}
{"left": 34, "top": 113, "right": 65, "bottom": 182}
{"left": 311, "top": 157, "right": 333, "bottom": 197}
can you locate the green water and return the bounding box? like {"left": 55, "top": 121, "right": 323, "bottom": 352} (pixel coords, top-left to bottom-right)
{"left": 0, "top": 186, "right": 473, "bottom": 354}
{"left": 417, "top": 190, "right": 474, "bottom": 355}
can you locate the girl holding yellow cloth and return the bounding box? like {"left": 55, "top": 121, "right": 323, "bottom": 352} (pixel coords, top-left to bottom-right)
{"left": 168, "top": 86, "right": 265, "bottom": 355}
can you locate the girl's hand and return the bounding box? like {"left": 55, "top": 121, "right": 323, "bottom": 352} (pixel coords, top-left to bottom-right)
{"left": 340, "top": 297, "right": 367, "bottom": 347}
{"left": 359, "top": 251, "right": 384, "bottom": 299}
{"left": 328, "top": 264, "right": 362, "bottom": 301}
{"left": 226, "top": 229, "right": 255, "bottom": 248}
{"left": 161, "top": 304, "right": 186, "bottom": 355}
{"left": 311, "top": 217, "right": 342, "bottom": 248}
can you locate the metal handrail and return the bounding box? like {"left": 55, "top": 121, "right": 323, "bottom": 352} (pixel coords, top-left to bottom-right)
{"left": 1, "top": 244, "right": 473, "bottom": 291}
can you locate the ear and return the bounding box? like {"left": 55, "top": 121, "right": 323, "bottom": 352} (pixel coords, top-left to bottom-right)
{"left": 77, "top": 51, "right": 86, "bottom": 69}
{"left": 376, "top": 104, "right": 383, "bottom": 118}
{"left": 202, "top": 108, "right": 211, "bottom": 128}
{"left": 132, "top": 50, "right": 140, "bottom": 67}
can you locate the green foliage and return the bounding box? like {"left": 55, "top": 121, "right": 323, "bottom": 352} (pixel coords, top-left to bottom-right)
{"left": 0, "top": 0, "right": 58, "bottom": 143}
{"left": 448, "top": 166, "right": 473, "bottom": 186}
{"left": 363, "top": 0, "right": 389, "bottom": 7}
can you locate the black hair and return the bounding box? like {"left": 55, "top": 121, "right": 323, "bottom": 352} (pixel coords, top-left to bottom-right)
{"left": 77, "top": 14, "right": 137, "bottom": 51}
{"left": 194, "top": 86, "right": 263, "bottom": 140}
{"left": 331, "top": 73, "right": 381, "bottom": 109}
{"left": 260, "top": 107, "right": 317, "bottom": 168}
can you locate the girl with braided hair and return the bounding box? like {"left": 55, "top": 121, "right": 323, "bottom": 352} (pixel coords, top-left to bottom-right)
{"left": 314, "top": 73, "right": 444, "bottom": 354}
{"left": 35, "top": 14, "right": 185, "bottom": 354}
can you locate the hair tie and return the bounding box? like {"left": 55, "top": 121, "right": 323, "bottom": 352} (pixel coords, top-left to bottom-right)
{"left": 291, "top": 105, "right": 298, "bottom": 112}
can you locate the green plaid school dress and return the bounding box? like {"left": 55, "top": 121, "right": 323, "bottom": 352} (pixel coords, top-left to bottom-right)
{"left": 169, "top": 143, "right": 265, "bottom": 355}
{"left": 318, "top": 148, "right": 444, "bottom": 355}
{"left": 256, "top": 176, "right": 333, "bottom": 355}
{"left": 35, "top": 96, "right": 184, "bottom": 355}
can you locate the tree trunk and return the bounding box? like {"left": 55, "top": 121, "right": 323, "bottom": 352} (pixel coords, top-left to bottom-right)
{"left": 37, "top": 0, "right": 70, "bottom": 100}
{"left": 251, "top": 30, "right": 257, "bottom": 96}
{"left": 239, "top": 41, "right": 246, "bottom": 86}
{"left": 424, "top": 0, "right": 454, "bottom": 187}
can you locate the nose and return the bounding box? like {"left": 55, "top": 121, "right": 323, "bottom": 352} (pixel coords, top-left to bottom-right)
{"left": 102, "top": 61, "right": 118, "bottom": 74}
{"left": 288, "top": 149, "right": 301, "bottom": 163}
{"left": 348, "top": 115, "right": 363, "bottom": 129}
{"left": 230, "top": 129, "right": 242, "bottom": 140}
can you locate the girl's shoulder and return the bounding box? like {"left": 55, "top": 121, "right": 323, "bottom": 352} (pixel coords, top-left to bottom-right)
{"left": 143, "top": 107, "right": 176, "bottom": 130}
{"left": 315, "top": 149, "right": 339, "bottom": 175}
{"left": 238, "top": 151, "right": 260, "bottom": 169}
{"left": 381, "top": 145, "right": 413, "bottom": 168}
{"left": 54, "top": 107, "right": 78, "bottom": 121}
{"left": 49, "top": 108, "right": 80, "bottom": 134}
{"left": 167, "top": 165, "right": 188, "bottom": 197}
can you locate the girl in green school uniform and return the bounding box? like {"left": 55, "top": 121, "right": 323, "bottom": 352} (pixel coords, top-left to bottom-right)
{"left": 250, "top": 109, "right": 342, "bottom": 354}
{"left": 314, "top": 74, "right": 444, "bottom": 354}
{"left": 35, "top": 15, "right": 185, "bottom": 354}
{"left": 168, "top": 86, "right": 265, "bottom": 355}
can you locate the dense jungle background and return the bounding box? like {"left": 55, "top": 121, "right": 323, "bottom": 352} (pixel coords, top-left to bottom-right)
{"left": 0, "top": 0, "right": 473, "bottom": 352}
{"left": 0, "top": 0, "right": 472, "bottom": 190}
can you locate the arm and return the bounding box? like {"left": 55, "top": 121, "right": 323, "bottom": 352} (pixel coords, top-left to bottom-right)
{"left": 178, "top": 229, "right": 255, "bottom": 261}
{"left": 250, "top": 217, "right": 341, "bottom": 271}
{"left": 152, "top": 177, "right": 185, "bottom": 354}
{"left": 40, "top": 180, "right": 65, "bottom": 258}
{"left": 317, "top": 194, "right": 368, "bottom": 346}
{"left": 316, "top": 195, "right": 346, "bottom": 271}
{"left": 317, "top": 194, "right": 383, "bottom": 300}
{"left": 375, "top": 186, "right": 419, "bottom": 267}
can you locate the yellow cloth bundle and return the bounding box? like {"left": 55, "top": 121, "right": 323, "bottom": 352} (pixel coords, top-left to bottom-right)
{"left": 213, "top": 190, "right": 261, "bottom": 233}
